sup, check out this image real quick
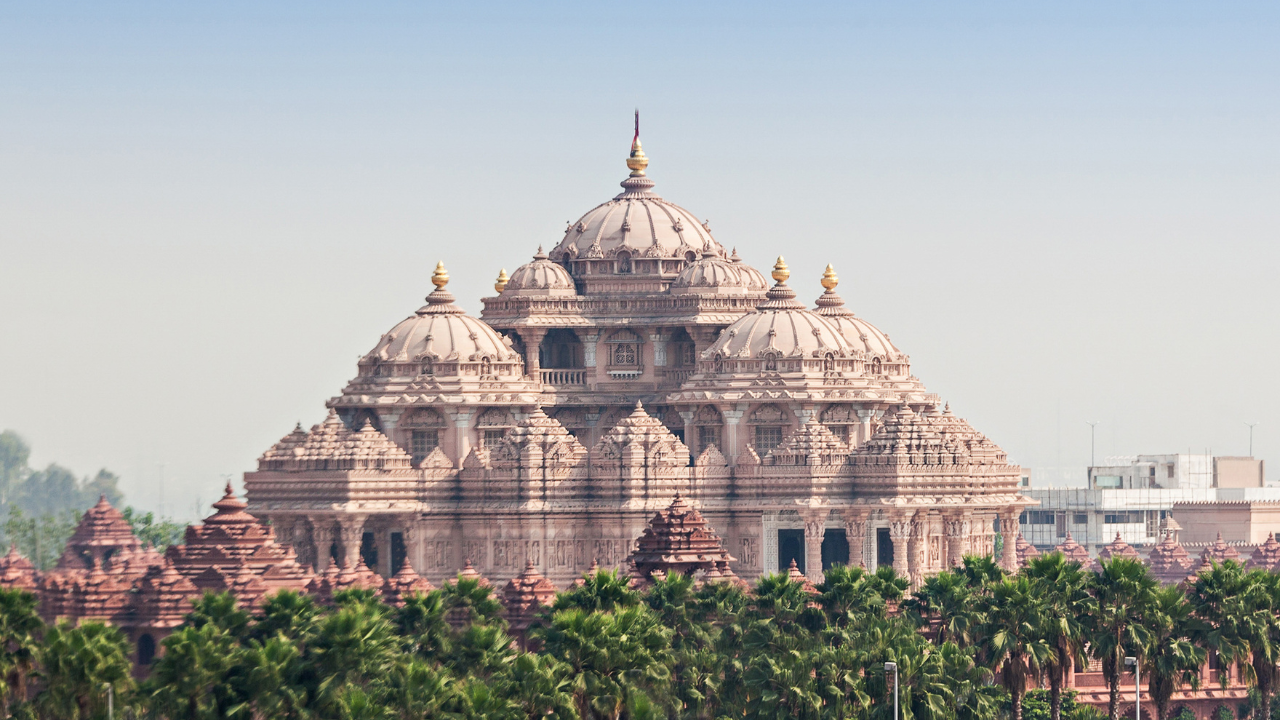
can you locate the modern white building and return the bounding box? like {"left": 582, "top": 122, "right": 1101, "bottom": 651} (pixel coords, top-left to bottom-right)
{"left": 1022, "top": 454, "right": 1274, "bottom": 551}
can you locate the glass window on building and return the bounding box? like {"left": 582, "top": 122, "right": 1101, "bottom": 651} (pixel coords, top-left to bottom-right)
{"left": 483, "top": 429, "right": 506, "bottom": 447}
{"left": 697, "top": 426, "right": 720, "bottom": 454}
{"left": 1073, "top": 514, "right": 1088, "bottom": 525}
{"left": 411, "top": 430, "right": 439, "bottom": 464}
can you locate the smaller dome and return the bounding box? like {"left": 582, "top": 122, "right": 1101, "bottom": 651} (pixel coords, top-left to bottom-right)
{"left": 730, "top": 248, "right": 769, "bottom": 290}
{"left": 502, "top": 247, "right": 577, "bottom": 297}
{"left": 704, "top": 258, "right": 855, "bottom": 362}
{"left": 812, "top": 266, "right": 903, "bottom": 361}
{"left": 669, "top": 250, "right": 765, "bottom": 296}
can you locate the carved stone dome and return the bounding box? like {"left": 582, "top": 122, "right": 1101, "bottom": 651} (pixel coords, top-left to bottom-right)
{"left": 361, "top": 263, "right": 523, "bottom": 376}
{"left": 702, "top": 259, "right": 855, "bottom": 369}
{"left": 811, "top": 266, "right": 909, "bottom": 375}
{"left": 669, "top": 250, "right": 766, "bottom": 296}
{"left": 549, "top": 130, "right": 722, "bottom": 268}
{"left": 501, "top": 247, "right": 577, "bottom": 297}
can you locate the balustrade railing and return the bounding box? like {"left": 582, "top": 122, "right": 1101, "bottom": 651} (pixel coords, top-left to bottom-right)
{"left": 539, "top": 369, "right": 587, "bottom": 386}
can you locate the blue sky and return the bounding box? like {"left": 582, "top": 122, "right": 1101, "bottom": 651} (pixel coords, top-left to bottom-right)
{"left": 2, "top": 2, "right": 1278, "bottom": 517}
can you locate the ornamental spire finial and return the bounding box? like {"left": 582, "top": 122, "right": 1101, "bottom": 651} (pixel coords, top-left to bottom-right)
{"left": 771, "top": 256, "right": 790, "bottom": 284}
{"left": 627, "top": 109, "right": 648, "bottom": 177}
{"left": 821, "top": 264, "right": 838, "bottom": 291}
{"left": 494, "top": 268, "right": 509, "bottom": 293}
{"left": 431, "top": 261, "right": 449, "bottom": 289}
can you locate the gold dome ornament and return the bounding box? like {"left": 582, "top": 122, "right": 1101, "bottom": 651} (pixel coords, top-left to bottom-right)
{"left": 494, "top": 268, "right": 509, "bottom": 293}
{"left": 431, "top": 261, "right": 449, "bottom": 289}
{"left": 771, "top": 256, "right": 790, "bottom": 284}
{"left": 626, "top": 109, "right": 648, "bottom": 177}
{"left": 821, "top": 264, "right": 839, "bottom": 291}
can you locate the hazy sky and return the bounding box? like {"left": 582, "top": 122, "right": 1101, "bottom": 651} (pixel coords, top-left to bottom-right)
{"left": 2, "top": 2, "right": 1277, "bottom": 519}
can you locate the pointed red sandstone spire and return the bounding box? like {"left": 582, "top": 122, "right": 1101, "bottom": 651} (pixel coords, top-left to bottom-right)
{"left": 1248, "top": 533, "right": 1280, "bottom": 571}
{"left": 1014, "top": 534, "right": 1039, "bottom": 568}
{"left": 626, "top": 494, "right": 736, "bottom": 578}
{"left": 786, "top": 558, "right": 820, "bottom": 596}
{"left": 1097, "top": 533, "right": 1140, "bottom": 563}
{"left": 381, "top": 561, "right": 435, "bottom": 607}
{"left": 502, "top": 561, "right": 558, "bottom": 646}
{"left": 1053, "top": 532, "right": 1096, "bottom": 570}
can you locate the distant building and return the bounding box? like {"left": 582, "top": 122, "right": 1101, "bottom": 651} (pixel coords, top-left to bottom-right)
{"left": 1023, "top": 454, "right": 1277, "bottom": 551}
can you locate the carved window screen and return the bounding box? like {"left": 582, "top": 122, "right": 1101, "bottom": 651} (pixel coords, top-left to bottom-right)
{"left": 754, "top": 426, "right": 783, "bottom": 453}
{"left": 411, "top": 430, "right": 439, "bottom": 463}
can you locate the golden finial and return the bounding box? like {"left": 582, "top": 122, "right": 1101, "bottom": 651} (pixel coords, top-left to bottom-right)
{"left": 431, "top": 261, "right": 449, "bottom": 289}
{"left": 821, "top": 264, "right": 838, "bottom": 291}
{"left": 626, "top": 109, "right": 648, "bottom": 177}
{"left": 494, "top": 268, "right": 509, "bottom": 293}
{"left": 771, "top": 256, "right": 790, "bottom": 284}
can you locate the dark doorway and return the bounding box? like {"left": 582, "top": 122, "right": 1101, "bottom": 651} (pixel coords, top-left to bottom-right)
{"left": 137, "top": 634, "right": 156, "bottom": 665}
{"left": 876, "top": 528, "right": 894, "bottom": 569}
{"left": 361, "top": 531, "right": 377, "bottom": 569}
{"left": 778, "top": 529, "right": 805, "bottom": 573}
{"left": 821, "top": 529, "right": 848, "bottom": 569}
{"left": 391, "top": 532, "right": 407, "bottom": 573}
{"left": 540, "top": 329, "right": 584, "bottom": 368}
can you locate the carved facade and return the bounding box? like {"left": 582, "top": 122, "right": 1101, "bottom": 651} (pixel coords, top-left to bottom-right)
{"left": 243, "top": 126, "right": 1036, "bottom": 589}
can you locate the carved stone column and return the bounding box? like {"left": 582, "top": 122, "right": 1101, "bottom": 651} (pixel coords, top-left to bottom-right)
{"left": 375, "top": 526, "right": 393, "bottom": 577}
{"left": 337, "top": 515, "right": 368, "bottom": 569}
{"left": 401, "top": 518, "right": 422, "bottom": 574}
{"left": 842, "top": 511, "right": 868, "bottom": 568}
{"left": 679, "top": 410, "right": 695, "bottom": 454}
{"left": 722, "top": 408, "right": 745, "bottom": 464}
{"left": 944, "top": 516, "right": 967, "bottom": 569}
{"left": 1000, "top": 509, "right": 1020, "bottom": 571}
{"left": 308, "top": 516, "right": 336, "bottom": 573}
{"left": 908, "top": 515, "right": 927, "bottom": 590}
{"left": 802, "top": 510, "right": 828, "bottom": 583}
{"left": 519, "top": 328, "right": 548, "bottom": 380}
{"left": 451, "top": 410, "right": 474, "bottom": 467}
{"left": 888, "top": 515, "right": 912, "bottom": 580}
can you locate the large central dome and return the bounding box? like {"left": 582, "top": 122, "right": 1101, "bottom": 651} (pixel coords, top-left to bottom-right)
{"left": 548, "top": 130, "right": 723, "bottom": 265}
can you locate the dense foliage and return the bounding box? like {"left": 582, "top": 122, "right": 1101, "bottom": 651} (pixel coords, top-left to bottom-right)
{"left": 0, "top": 553, "right": 1276, "bottom": 720}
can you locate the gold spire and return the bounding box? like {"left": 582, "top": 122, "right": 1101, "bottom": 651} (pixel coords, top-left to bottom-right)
{"left": 771, "top": 256, "right": 790, "bottom": 284}
{"left": 431, "top": 261, "right": 449, "bottom": 289}
{"left": 821, "top": 264, "right": 838, "bottom": 291}
{"left": 626, "top": 109, "right": 648, "bottom": 177}
{"left": 494, "top": 268, "right": 509, "bottom": 293}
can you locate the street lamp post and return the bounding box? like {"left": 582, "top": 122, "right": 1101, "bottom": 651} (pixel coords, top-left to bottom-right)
{"left": 1246, "top": 422, "right": 1260, "bottom": 457}
{"left": 103, "top": 682, "right": 113, "bottom": 720}
{"left": 1086, "top": 421, "right": 1100, "bottom": 485}
{"left": 885, "top": 661, "right": 898, "bottom": 720}
{"left": 1125, "top": 656, "right": 1139, "bottom": 720}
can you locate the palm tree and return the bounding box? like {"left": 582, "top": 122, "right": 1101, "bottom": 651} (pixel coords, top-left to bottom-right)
{"left": 227, "top": 634, "right": 312, "bottom": 720}
{"left": 445, "top": 623, "right": 516, "bottom": 679}
{"left": 902, "top": 570, "right": 978, "bottom": 647}
{"left": 1144, "top": 585, "right": 1206, "bottom": 720}
{"left": 186, "top": 590, "right": 252, "bottom": 640}
{"left": 1088, "top": 556, "right": 1157, "bottom": 720}
{"left": 0, "top": 588, "right": 43, "bottom": 711}
{"left": 977, "top": 576, "right": 1052, "bottom": 720}
{"left": 534, "top": 605, "right": 673, "bottom": 720}
{"left": 552, "top": 569, "right": 639, "bottom": 613}
{"left": 443, "top": 576, "right": 505, "bottom": 627}
{"left": 383, "top": 659, "right": 466, "bottom": 720}
{"left": 1187, "top": 561, "right": 1280, "bottom": 720}
{"left": 312, "top": 602, "right": 402, "bottom": 708}
{"left": 37, "top": 621, "right": 135, "bottom": 720}
{"left": 146, "top": 622, "right": 240, "bottom": 719}
{"left": 959, "top": 555, "right": 1006, "bottom": 589}
{"left": 395, "top": 590, "right": 453, "bottom": 661}
{"left": 500, "top": 653, "right": 578, "bottom": 720}
{"left": 1024, "top": 552, "right": 1094, "bottom": 720}
{"left": 820, "top": 564, "right": 890, "bottom": 627}
{"left": 253, "top": 589, "right": 319, "bottom": 644}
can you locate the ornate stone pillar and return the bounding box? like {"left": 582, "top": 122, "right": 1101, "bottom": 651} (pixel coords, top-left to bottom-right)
{"left": 888, "top": 515, "right": 912, "bottom": 580}
{"left": 451, "top": 410, "right": 474, "bottom": 467}
{"left": 401, "top": 518, "right": 422, "bottom": 574}
{"left": 649, "top": 331, "right": 667, "bottom": 367}
{"left": 944, "top": 515, "right": 967, "bottom": 569}
{"left": 802, "top": 510, "right": 828, "bottom": 583}
{"left": 338, "top": 515, "right": 368, "bottom": 569}
{"left": 1000, "top": 509, "right": 1020, "bottom": 572}
{"left": 679, "top": 410, "right": 695, "bottom": 454}
{"left": 519, "top": 328, "right": 548, "bottom": 380}
{"left": 842, "top": 510, "right": 868, "bottom": 568}
{"left": 908, "top": 514, "right": 927, "bottom": 590}
{"left": 375, "top": 525, "right": 393, "bottom": 577}
{"left": 308, "top": 516, "right": 336, "bottom": 573}
{"left": 856, "top": 409, "right": 877, "bottom": 447}
{"left": 722, "top": 408, "right": 745, "bottom": 464}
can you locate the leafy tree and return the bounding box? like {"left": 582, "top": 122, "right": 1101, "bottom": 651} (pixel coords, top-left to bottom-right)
{"left": 382, "top": 658, "right": 465, "bottom": 720}
{"left": 37, "top": 621, "right": 134, "bottom": 720}
{"left": 1145, "top": 585, "right": 1206, "bottom": 720}
{"left": 1089, "top": 557, "right": 1158, "bottom": 720}
{"left": 978, "top": 576, "right": 1052, "bottom": 720}
{"left": 227, "top": 634, "right": 311, "bottom": 720}
{"left": 145, "top": 623, "right": 240, "bottom": 719}
{"left": 395, "top": 590, "right": 452, "bottom": 660}
{"left": 0, "top": 432, "right": 30, "bottom": 507}
{"left": 253, "top": 590, "right": 319, "bottom": 644}
{"left": 2, "top": 508, "right": 79, "bottom": 571}
{"left": 1025, "top": 552, "right": 1095, "bottom": 720}
{"left": 185, "top": 591, "right": 252, "bottom": 641}
{"left": 121, "top": 506, "right": 186, "bottom": 551}
{"left": 820, "top": 564, "right": 891, "bottom": 627}
{"left": 1188, "top": 562, "right": 1280, "bottom": 720}
{"left": 0, "top": 589, "right": 43, "bottom": 713}
{"left": 552, "top": 569, "right": 640, "bottom": 613}
{"left": 903, "top": 569, "right": 978, "bottom": 646}
{"left": 499, "top": 653, "right": 579, "bottom": 720}
{"left": 311, "top": 602, "right": 401, "bottom": 712}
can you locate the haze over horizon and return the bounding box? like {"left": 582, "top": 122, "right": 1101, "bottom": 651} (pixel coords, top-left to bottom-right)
{"left": 2, "top": 2, "right": 1277, "bottom": 519}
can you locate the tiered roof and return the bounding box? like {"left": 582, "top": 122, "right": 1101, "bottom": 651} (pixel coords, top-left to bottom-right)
{"left": 258, "top": 410, "right": 413, "bottom": 472}
{"left": 764, "top": 416, "right": 849, "bottom": 466}
{"left": 785, "top": 559, "right": 820, "bottom": 596}
{"left": 1054, "top": 533, "right": 1096, "bottom": 570}
{"left": 626, "top": 494, "right": 736, "bottom": 578}
{"left": 487, "top": 407, "right": 587, "bottom": 468}
{"left": 590, "top": 402, "right": 690, "bottom": 468}
{"left": 1097, "top": 533, "right": 1140, "bottom": 563}
{"left": 1199, "top": 533, "right": 1242, "bottom": 566}
{"left": 166, "top": 483, "right": 312, "bottom": 593}
{"left": 132, "top": 562, "right": 200, "bottom": 630}
{"left": 0, "top": 545, "right": 37, "bottom": 590}
{"left": 381, "top": 562, "right": 435, "bottom": 607}
{"left": 1146, "top": 532, "right": 1195, "bottom": 584}
{"left": 1014, "top": 534, "right": 1040, "bottom": 568}
{"left": 502, "top": 561, "right": 558, "bottom": 644}
{"left": 56, "top": 496, "right": 146, "bottom": 572}
{"left": 1248, "top": 533, "right": 1280, "bottom": 572}
{"left": 334, "top": 558, "right": 382, "bottom": 593}
{"left": 447, "top": 560, "right": 493, "bottom": 588}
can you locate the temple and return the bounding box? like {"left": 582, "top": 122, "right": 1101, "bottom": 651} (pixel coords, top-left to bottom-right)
{"left": 242, "top": 125, "right": 1035, "bottom": 590}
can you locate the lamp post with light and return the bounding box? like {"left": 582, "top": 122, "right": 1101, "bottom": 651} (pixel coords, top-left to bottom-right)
{"left": 1125, "top": 656, "right": 1140, "bottom": 720}
{"left": 885, "top": 661, "right": 898, "bottom": 720}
